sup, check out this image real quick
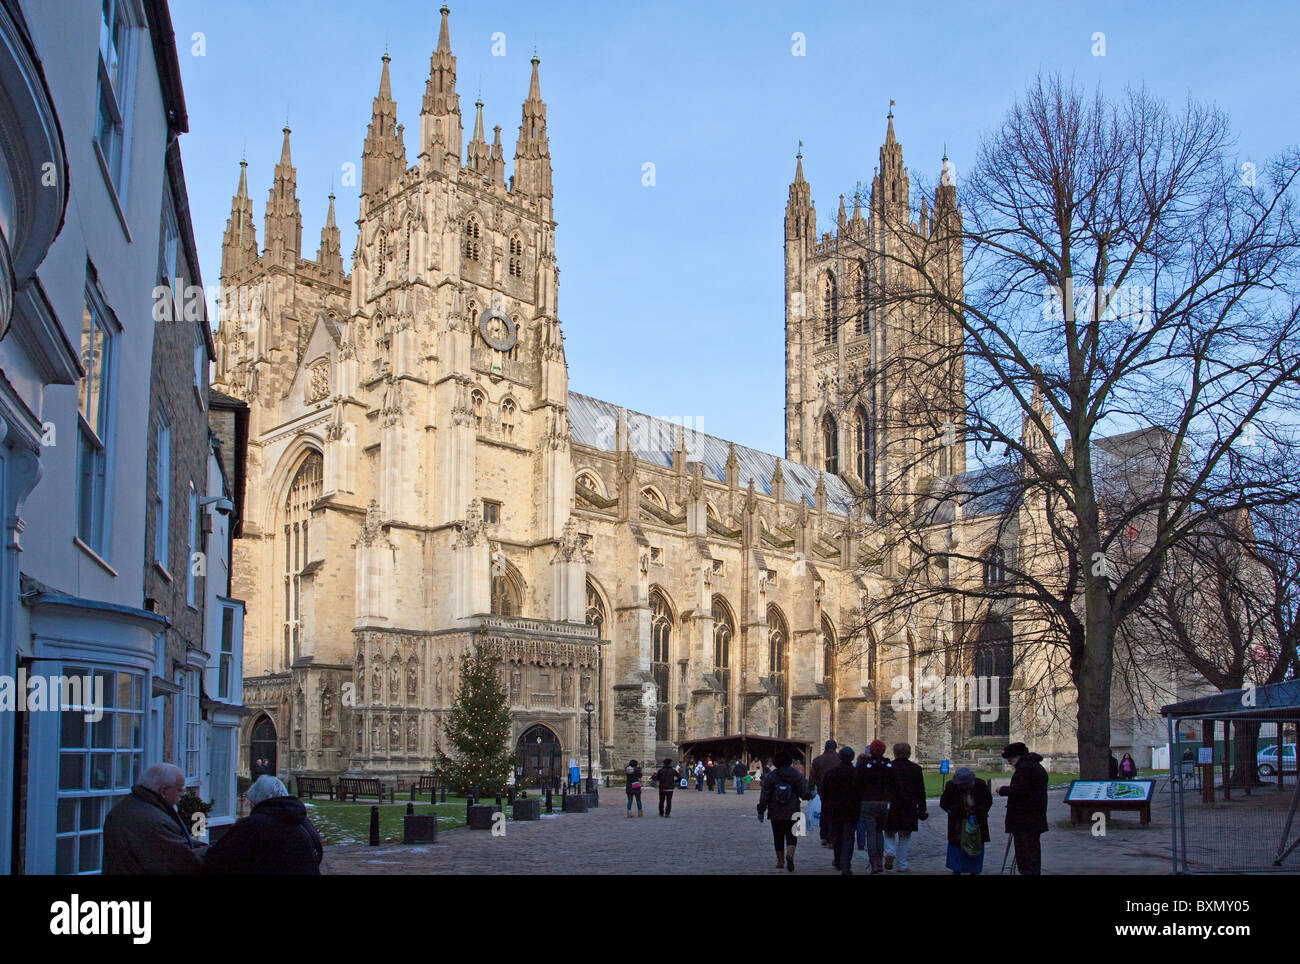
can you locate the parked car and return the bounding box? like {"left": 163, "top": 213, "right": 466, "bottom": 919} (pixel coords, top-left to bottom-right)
{"left": 1256, "top": 744, "right": 1297, "bottom": 777}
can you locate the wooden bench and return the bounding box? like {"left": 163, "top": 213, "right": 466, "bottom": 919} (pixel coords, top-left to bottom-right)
{"left": 337, "top": 777, "right": 395, "bottom": 803}
{"left": 410, "top": 774, "right": 440, "bottom": 802}
{"left": 296, "top": 776, "right": 335, "bottom": 800}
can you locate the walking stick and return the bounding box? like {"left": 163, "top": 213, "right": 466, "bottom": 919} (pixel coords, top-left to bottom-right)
{"left": 1000, "top": 835, "right": 1017, "bottom": 874}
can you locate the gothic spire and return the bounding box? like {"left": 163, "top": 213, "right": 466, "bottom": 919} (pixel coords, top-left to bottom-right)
{"left": 489, "top": 124, "right": 506, "bottom": 188}
{"left": 512, "top": 56, "right": 552, "bottom": 197}
{"left": 264, "top": 126, "right": 302, "bottom": 270}
{"left": 362, "top": 53, "right": 407, "bottom": 206}
{"left": 420, "top": 4, "right": 462, "bottom": 162}
{"left": 220, "top": 158, "right": 258, "bottom": 280}
{"left": 317, "top": 192, "right": 343, "bottom": 283}
{"left": 785, "top": 148, "right": 813, "bottom": 241}
{"left": 466, "top": 97, "right": 491, "bottom": 174}
{"left": 872, "top": 103, "right": 908, "bottom": 212}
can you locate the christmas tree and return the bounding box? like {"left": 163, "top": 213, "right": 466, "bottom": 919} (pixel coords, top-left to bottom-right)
{"left": 435, "top": 646, "right": 515, "bottom": 795}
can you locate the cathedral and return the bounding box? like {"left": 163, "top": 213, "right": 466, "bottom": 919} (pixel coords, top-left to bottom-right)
{"left": 213, "top": 6, "right": 1098, "bottom": 786}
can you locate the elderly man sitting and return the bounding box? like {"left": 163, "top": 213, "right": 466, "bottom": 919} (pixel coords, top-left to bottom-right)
{"left": 102, "top": 763, "right": 202, "bottom": 874}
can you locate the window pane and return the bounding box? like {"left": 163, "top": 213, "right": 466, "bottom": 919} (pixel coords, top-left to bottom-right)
{"left": 59, "top": 754, "right": 86, "bottom": 791}
{"left": 91, "top": 713, "right": 113, "bottom": 749}
{"left": 99, "top": 671, "right": 116, "bottom": 710}
{"left": 79, "top": 834, "right": 102, "bottom": 873}
{"left": 57, "top": 798, "right": 77, "bottom": 834}
{"left": 90, "top": 753, "right": 113, "bottom": 789}
{"left": 55, "top": 837, "right": 75, "bottom": 876}
{"left": 115, "top": 753, "right": 133, "bottom": 788}
{"left": 61, "top": 712, "right": 85, "bottom": 749}
{"left": 79, "top": 796, "right": 103, "bottom": 831}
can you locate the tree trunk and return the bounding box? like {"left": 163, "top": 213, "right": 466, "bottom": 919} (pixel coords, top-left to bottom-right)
{"left": 1231, "top": 720, "right": 1261, "bottom": 786}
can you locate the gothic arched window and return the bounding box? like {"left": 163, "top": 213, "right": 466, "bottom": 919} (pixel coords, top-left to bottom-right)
{"left": 650, "top": 590, "right": 672, "bottom": 742}
{"left": 464, "top": 216, "right": 481, "bottom": 262}
{"left": 282, "top": 451, "right": 323, "bottom": 671}
{"left": 854, "top": 404, "right": 874, "bottom": 490}
{"left": 971, "top": 619, "right": 1013, "bottom": 738}
{"left": 853, "top": 262, "right": 868, "bottom": 336}
{"left": 822, "top": 272, "right": 838, "bottom": 344}
{"left": 823, "top": 415, "right": 838, "bottom": 475}
{"left": 767, "top": 604, "right": 789, "bottom": 737}
{"left": 983, "top": 545, "right": 1006, "bottom": 586}
{"left": 376, "top": 233, "right": 387, "bottom": 278}
{"left": 585, "top": 581, "right": 607, "bottom": 638}
{"left": 490, "top": 563, "right": 521, "bottom": 616}
{"left": 470, "top": 390, "right": 485, "bottom": 431}
{"left": 508, "top": 235, "right": 523, "bottom": 277}
{"left": 821, "top": 615, "right": 836, "bottom": 691}
{"left": 500, "top": 397, "right": 517, "bottom": 439}
{"left": 713, "top": 596, "right": 734, "bottom": 733}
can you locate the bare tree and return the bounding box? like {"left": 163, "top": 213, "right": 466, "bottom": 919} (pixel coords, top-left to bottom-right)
{"left": 831, "top": 75, "right": 1300, "bottom": 777}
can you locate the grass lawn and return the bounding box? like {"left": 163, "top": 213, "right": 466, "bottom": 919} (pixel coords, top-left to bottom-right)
{"left": 305, "top": 800, "right": 471, "bottom": 845}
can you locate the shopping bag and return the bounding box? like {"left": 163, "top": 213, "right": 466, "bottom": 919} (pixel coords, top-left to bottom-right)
{"left": 807, "top": 791, "right": 821, "bottom": 829}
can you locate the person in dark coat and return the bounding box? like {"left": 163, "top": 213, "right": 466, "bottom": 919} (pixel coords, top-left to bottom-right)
{"left": 1108, "top": 753, "right": 1120, "bottom": 780}
{"left": 853, "top": 739, "right": 894, "bottom": 873}
{"left": 624, "top": 760, "right": 644, "bottom": 816}
{"left": 884, "top": 742, "right": 928, "bottom": 872}
{"left": 654, "top": 758, "right": 680, "bottom": 816}
{"left": 997, "top": 741, "right": 1049, "bottom": 875}
{"left": 102, "top": 763, "right": 203, "bottom": 874}
{"left": 757, "top": 749, "right": 813, "bottom": 871}
{"left": 819, "top": 746, "right": 860, "bottom": 874}
{"left": 940, "top": 767, "right": 992, "bottom": 874}
{"left": 1118, "top": 753, "right": 1138, "bottom": 779}
{"left": 732, "top": 759, "right": 747, "bottom": 794}
{"left": 201, "top": 776, "right": 322, "bottom": 875}
{"left": 809, "top": 739, "right": 839, "bottom": 847}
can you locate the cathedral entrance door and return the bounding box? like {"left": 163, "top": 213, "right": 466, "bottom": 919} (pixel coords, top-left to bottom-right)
{"left": 250, "top": 715, "right": 278, "bottom": 776}
{"left": 518, "top": 724, "right": 562, "bottom": 789}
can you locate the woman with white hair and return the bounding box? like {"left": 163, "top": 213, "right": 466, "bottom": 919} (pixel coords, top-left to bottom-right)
{"left": 201, "top": 775, "right": 324, "bottom": 874}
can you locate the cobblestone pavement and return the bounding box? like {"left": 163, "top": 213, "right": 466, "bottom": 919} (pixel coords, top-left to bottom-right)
{"left": 321, "top": 783, "right": 1174, "bottom": 875}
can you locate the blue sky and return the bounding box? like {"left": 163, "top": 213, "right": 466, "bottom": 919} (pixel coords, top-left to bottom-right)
{"left": 171, "top": 0, "right": 1300, "bottom": 458}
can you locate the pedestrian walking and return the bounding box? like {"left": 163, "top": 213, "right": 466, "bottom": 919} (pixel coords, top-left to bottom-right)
{"left": 940, "top": 767, "right": 992, "bottom": 875}
{"left": 854, "top": 739, "right": 893, "bottom": 873}
{"left": 820, "top": 746, "right": 860, "bottom": 874}
{"left": 1118, "top": 752, "right": 1138, "bottom": 779}
{"left": 102, "top": 763, "right": 202, "bottom": 874}
{"left": 655, "top": 758, "right": 680, "bottom": 816}
{"left": 625, "top": 760, "right": 644, "bottom": 817}
{"left": 809, "top": 739, "right": 839, "bottom": 848}
{"left": 715, "top": 758, "right": 727, "bottom": 794}
{"left": 732, "top": 759, "right": 747, "bottom": 794}
{"left": 694, "top": 760, "right": 706, "bottom": 791}
{"left": 202, "top": 776, "right": 323, "bottom": 875}
{"left": 884, "top": 742, "right": 927, "bottom": 872}
{"left": 757, "top": 749, "right": 813, "bottom": 871}
{"left": 998, "top": 741, "right": 1048, "bottom": 875}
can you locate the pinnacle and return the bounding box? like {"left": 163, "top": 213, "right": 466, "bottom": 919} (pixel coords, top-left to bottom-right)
{"left": 437, "top": 4, "right": 451, "bottom": 53}
{"left": 279, "top": 125, "right": 292, "bottom": 166}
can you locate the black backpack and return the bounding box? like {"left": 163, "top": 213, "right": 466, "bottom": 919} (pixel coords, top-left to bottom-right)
{"left": 773, "top": 777, "right": 794, "bottom": 807}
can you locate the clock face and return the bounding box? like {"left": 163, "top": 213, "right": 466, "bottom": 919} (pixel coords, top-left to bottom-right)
{"left": 479, "top": 309, "right": 518, "bottom": 351}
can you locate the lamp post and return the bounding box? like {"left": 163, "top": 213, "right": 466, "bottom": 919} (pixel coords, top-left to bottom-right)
{"left": 584, "top": 700, "right": 595, "bottom": 793}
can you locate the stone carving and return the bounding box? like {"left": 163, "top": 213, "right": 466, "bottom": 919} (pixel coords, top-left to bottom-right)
{"left": 321, "top": 686, "right": 334, "bottom": 731}
{"left": 389, "top": 660, "right": 401, "bottom": 705}
{"left": 510, "top": 666, "right": 521, "bottom": 703}
{"left": 406, "top": 658, "right": 418, "bottom": 702}
{"left": 561, "top": 670, "right": 573, "bottom": 707}
{"left": 457, "top": 498, "right": 487, "bottom": 546}
{"left": 372, "top": 717, "right": 383, "bottom": 752}
{"left": 407, "top": 715, "right": 418, "bottom": 750}
{"left": 372, "top": 666, "right": 383, "bottom": 704}
{"left": 308, "top": 359, "right": 329, "bottom": 401}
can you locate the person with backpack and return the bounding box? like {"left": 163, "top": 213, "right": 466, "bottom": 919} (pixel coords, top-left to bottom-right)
{"left": 939, "top": 767, "right": 992, "bottom": 874}
{"left": 853, "top": 739, "right": 894, "bottom": 873}
{"left": 655, "top": 757, "right": 681, "bottom": 816}
{"left": 694, "top": 760, "right": 706, "bottom": 791}
{"left": 732, "top": 759, "right": 747, "bottom": 794}
{"left": 884, "top": 741, "right": 928, "bottom": 872}
{"left": 625, "top": 759, "right": 644, "bottom": 817}
{"left": 757, "top": 749, "right": 813, "bottom": 871}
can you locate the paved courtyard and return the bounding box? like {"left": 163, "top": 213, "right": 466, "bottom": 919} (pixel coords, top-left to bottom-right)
{"left": 321, "top": 783, "right": 1175, "bottom": 875}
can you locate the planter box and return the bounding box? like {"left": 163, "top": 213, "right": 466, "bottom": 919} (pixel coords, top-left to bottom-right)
{"left": 511, "top": 798, "right": 541, "bottom": 821}
{"left": 402, "top": 814, "right": 439, "bottom": 843}
{"left": 468, "top": 804, "right": 502, "bottom": 829}
{"left": 561, "top": 795, "right": 588, "bottom": 813}
{"left": 582, "top": 791, "right": 599, "bottom": 809}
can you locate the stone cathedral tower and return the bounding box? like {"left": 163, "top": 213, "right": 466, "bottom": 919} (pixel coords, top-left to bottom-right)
{"left": 784, "top": 111, "right": 966, "bottom": 518}
{"left": 214, "top": 6, "right": 598, "bottom": 780}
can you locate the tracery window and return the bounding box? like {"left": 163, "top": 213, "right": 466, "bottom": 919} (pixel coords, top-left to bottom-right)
{"left": 983, "top": 546, "right": 1006, "bottom": 586}
{"left": 471, "top": 390, "right": 485, "bottom": 431}
{"left": 822, "top": 272, "right": 838, "bottom": 344}
{"left": 508, "top": 235, "right": 523, "bottom": 278}
{"left": 823, "top": 415, "right": 838, "bottom": 475}
{"left": 767, "top": 605, "right": 789, "bottom": 737}
{"left": 854, "top": 404, "right": 874, "bottom": 490}
{"left": 713, "top": 596, "right": 734, "bottom": 733}
{"left": 500, "top": 397, "right": 516, "bottom": 440}
{"left": 651, "top": 590, "right": 672, "bottom": 742}
{"left": 282, "top": 452, "right": 323, "bottom": 670}
{"left": 464, "top": 216, "right": 481, "bottom": 262}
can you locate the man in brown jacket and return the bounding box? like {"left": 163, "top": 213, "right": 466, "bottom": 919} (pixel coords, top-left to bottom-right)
{"left": 809, "top": 739, "right": 839, "bottom": 847}
{"left": 102, "top": 763, "right": 202, "bottom": 874}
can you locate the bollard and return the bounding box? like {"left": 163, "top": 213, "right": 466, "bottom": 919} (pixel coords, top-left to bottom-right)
{"left": 466, "top": 795, "right": 473, "bottom": 823}
{"left": 440, "top": 786, "right": 447, "bottom": 803}
{"left": 406, "top": 802, "right": 414, "bottom": 815}
{"left": 507, "top": 785, "right": 515, "bottom": 804}
{"left": 368, "top": 805, "right": 380, "bottom": 847}
{"left": 495, "top": 793, "right": 502, "bottom": 806}
{"left": 545, "top": 787, "right": 553, "bottom": 814}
